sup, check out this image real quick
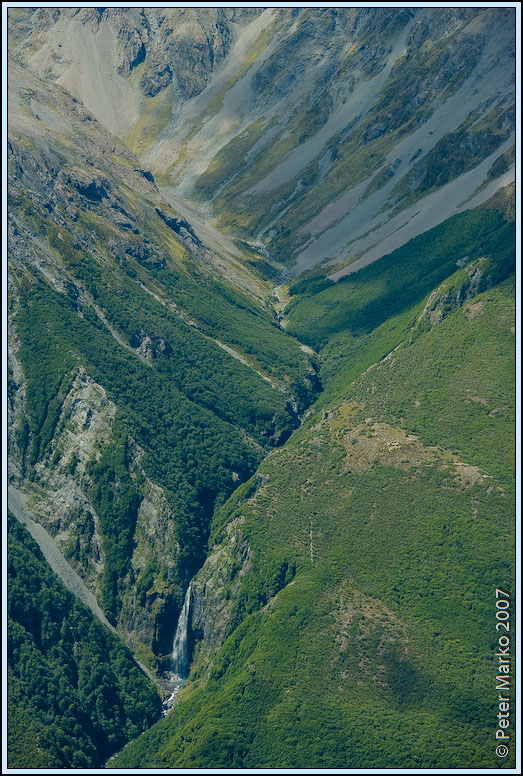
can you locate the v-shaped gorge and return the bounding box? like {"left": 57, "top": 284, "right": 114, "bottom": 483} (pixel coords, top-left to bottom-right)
{"left": 7, "top": 6, "right": 515, "bottom": 771}
{"left": 8, "top": 47, "right": 319, "bottom": 661}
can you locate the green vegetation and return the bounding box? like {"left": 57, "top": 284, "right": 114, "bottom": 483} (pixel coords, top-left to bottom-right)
{"left": 15, "top": 279, "right": 261, "bottom": 597}
{"left": 288, "top": 275, "right": 334, "bottom": 298}
{"left": 487, "top": 144, "right": 515, "bottom": 181}
{"left": 87, "top": 429, "right": 141, "bottom": 622}
{"left": 286, "top": 208, "right": 514, "bottom": 347}
{"left": 112, "top": 204, "right": 514, "bottom": 769}
{"left": 321, "top": 276, "right": 515, "bottom": 480}
{"left": 148, "top": 264, "right": 316, "bottom": 407}
{"left": 77, "top": 264, "right": 296, "bottom": 443}
{"left": 8, "top": 513, "right": 162, "bottom": 768}
{"left": 12, "top": 190, "right": 317, "bottom": 629}
{"left": 10, "top": 153, "right": 320, "bottom": 636}
{"left": 8, "top": 68, "right": 320, "bottom": 688}
{"left": 41, "top": 192, "right": 316, "bottom": 417}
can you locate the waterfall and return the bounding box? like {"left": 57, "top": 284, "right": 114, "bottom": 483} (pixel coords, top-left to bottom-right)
{"left": 171, "top": 584, "right": 191, "bottom": 678}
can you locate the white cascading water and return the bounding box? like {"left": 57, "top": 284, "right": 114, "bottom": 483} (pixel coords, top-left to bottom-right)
{"left": 171, "top": 584, "right": 191, "bottom": 679}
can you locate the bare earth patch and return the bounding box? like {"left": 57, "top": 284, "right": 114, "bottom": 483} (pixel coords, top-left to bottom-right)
{"left": 333, "top": 421, "right": 438, "bottom": 473}
{"left": 463, "top": 300, "right": 484, "bottom": 320}
{"left": 323, "top": 407, "right": 490, "bottom": 488}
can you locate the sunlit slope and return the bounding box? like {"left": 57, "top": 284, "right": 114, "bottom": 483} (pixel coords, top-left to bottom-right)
{"left": 285, "top": 206, "right": 514, "bottom": 350}
{"left": 111, "top": 212, "right": 515, "bottom": 769}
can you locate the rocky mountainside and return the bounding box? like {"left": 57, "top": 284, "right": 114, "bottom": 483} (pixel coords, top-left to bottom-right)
{"left": 8, "top": 7, "right": 261, "bottom": 137}
{"left": 7, "top": 5, "right": 516, "bottom": 770}
{"left": 9, "top": 7, "right": 515, "bottom": 275}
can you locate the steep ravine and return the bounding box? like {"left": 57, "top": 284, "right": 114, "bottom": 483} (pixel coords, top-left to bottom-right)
{"left": 9, "top": 207, "right": 320, "bottom": 706}
{"left": 158, "top": 303, "right": 321, "bottom": 697}
{"left": 8, "top": 46, "right": 326, "bottom": 702}
{"left": 154, "top": 286, "right": 320, "bottom": 701}
{"left": 7, "top": 7, "right": 514, "bottom": 768}
{"left": 153, "top": 268, "right": 319, "bottom": 702}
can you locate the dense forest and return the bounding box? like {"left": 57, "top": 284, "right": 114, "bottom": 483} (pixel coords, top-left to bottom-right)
{"left": 7, "top": 513, "right": 162, "bottom": 768}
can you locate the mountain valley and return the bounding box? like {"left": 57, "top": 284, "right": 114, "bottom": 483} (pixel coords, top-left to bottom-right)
{"left": 6, "top": 6, "right": 516, "bottom": 770}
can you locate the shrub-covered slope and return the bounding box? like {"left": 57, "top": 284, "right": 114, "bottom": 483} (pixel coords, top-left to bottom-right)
{"left": 112, "top": 205, "right": 515, "bottom": 769}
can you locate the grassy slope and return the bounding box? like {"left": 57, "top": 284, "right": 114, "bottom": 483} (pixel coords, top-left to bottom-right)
{"left": 112, "top": 207, "right": 515, "bottom": 769}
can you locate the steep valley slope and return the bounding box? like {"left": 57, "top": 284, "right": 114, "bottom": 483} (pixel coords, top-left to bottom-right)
{"left": 7, "top": 6, "right": 516, "bottom": 771}
{"left": 8, "top": 52, "right": 318, "bottom": 672}
{"left": 111, "top": 192, "right": 515, "bottom": 770}
{"left": 9, "top": 7, "right": 515, "bottom": 274}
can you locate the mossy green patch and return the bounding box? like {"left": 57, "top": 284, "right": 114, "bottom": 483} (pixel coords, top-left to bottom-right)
{"left": 125, "top": 89, "right": 174, "bottom": 156}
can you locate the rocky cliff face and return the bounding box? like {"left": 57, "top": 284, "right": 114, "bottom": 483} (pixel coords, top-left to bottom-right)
{"left": 8, "top": 8, "right": 261, "bottom": 136}
{"left": 189, "top": 516, "right": 253, "bottom": 669}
